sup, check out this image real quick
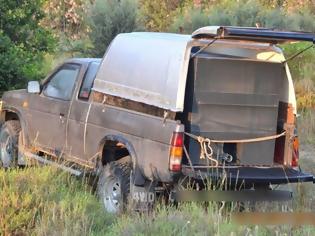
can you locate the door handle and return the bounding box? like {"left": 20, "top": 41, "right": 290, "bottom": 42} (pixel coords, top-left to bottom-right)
{"left": 59, "top": 113, "right": 65, "bottom": 123}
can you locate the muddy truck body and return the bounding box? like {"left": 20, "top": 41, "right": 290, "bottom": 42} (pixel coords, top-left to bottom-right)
{"left": 1, "top": 26, "right": 315, "bottom": 212}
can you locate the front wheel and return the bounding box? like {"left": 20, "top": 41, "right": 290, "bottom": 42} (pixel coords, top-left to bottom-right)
{"left": 97, "top": 161, "right": 131, "bottom": 213}
{"left": 0, "top": 120, "right": 21, "bottom": 168}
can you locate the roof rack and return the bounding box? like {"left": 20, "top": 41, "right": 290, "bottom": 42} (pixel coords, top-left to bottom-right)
{"left": 193, "top": 26, "right": 315, "bottom": 44}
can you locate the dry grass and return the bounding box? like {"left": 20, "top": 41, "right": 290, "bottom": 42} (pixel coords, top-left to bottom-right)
{"left": 0, "top": 167, "right": 114, "bottom": 235}
{"left": 1, "top": 165, "right": 315, "bottom": 235}
{"left": 298, "top": 109, "right": 315, "bottom": 144}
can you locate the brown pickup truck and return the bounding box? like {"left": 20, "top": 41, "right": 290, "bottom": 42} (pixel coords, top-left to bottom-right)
{"left": 1, "top": 26, "right": 315, "bottom": 213}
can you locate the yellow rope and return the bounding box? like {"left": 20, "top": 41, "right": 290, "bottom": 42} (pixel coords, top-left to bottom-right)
{"left": 185, "top": 131, "right": 286, "bottom": 144}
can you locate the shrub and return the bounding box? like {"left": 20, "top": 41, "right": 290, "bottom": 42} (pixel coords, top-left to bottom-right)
{"left": 170, "top": 0, "right": 315, "bottom": 33}
{"left": 170, "top": 8, "right": 210, "bottom": 33}
{"left": 89, "top": 0, "right": 139, "bottom": 57}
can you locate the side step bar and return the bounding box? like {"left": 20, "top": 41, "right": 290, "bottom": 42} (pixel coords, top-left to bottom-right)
{"left": 23, "top": 151, "right": 83, "bottom": 177}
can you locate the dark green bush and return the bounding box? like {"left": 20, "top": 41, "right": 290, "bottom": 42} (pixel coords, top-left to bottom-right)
{"left": 0, "top": 0, "right": 55, "bottom": 94}
{"left": 89, "top": 0, "right": 139, "bottom": 58}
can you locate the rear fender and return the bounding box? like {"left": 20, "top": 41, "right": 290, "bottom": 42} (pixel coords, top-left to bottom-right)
{"left": 98, "top": 134, "right": 146, "bottom": 186}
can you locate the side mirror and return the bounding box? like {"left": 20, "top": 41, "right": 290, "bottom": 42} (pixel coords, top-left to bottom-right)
{"left": 27, "top": 81, "right": 40, "bottom": 94}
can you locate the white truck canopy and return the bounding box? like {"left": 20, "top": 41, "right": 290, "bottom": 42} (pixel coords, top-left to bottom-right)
{"left": 93, "top": 32, "right": 192, "bottom": 112}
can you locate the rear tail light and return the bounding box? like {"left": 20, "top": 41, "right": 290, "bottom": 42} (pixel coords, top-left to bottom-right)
{"left": 169, "top": 132, "right": 184, "bottom": 172}
{"left": 291, "top": 136, "right": 299, "bottom": 167}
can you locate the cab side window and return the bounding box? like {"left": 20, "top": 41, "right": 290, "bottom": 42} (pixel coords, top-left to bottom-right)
{"left": 43, "top": 64, "right": 80, "bottom": 100}
{"left": 79, "top": 62, "right": 100, "bottom": 99}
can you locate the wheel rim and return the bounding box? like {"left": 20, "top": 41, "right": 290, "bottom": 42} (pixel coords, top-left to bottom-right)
{"left": 0, "top": 131, "right": 14, "bottom": 167}
{"left": 102, "top": 177, "right": 122, "bottom": 213}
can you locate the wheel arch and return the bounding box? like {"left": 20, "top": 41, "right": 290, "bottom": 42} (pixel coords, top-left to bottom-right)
{"left": 97, "top": 134, "right": 146, "bottom": 186}
{"left": 1, "top": 108, "right": 29, "bottom": 148}
{"left": 98, "top": 134, "right": 137, "bottom": 168}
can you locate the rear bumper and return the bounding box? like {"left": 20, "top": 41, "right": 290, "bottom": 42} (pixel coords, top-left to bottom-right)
{"left": 181, "top": 165, "right": 315, "bottom": 185}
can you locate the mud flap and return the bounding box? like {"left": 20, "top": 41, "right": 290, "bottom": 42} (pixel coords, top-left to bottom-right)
{"left": 130, "top": 179, "right": 156, "bottom": 212}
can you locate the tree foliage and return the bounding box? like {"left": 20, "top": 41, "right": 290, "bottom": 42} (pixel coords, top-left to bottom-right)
{"left": 170, "top": 0, "right": 315, "bottom": 33}
{"left": 40, "top": 0, "right": 93, "bottom": 58}
{"left": 89, "top": 0, "right": 139, "bottom": 57}
{"left": 0, "top": 0, "right": 55, "bottom": 93}
{"left": 42, "top": 0, "right": 89, "bottom": 40}
{"left": 138, "top": 0, "right": 185, "bottom": 32}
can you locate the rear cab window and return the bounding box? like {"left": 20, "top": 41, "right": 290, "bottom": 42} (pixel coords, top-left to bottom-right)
{"left": 79, "top": 62, "right": 100, "bottom": 100}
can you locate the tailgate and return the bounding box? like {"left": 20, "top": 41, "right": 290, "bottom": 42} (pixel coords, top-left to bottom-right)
{"left": 182, "top": 165, "right": 315, "bottom": 185}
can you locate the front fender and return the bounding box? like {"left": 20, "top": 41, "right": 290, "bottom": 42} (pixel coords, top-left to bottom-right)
{"left": 2, "top": 105, "right": 30, "bottom": 148}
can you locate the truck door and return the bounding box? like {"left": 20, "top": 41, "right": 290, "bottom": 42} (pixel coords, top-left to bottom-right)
{"left": 66, "top": 61, "right": 100, "bottom": 164}
{"left": 26, "top": 63, "right": 81, "bottom": 156}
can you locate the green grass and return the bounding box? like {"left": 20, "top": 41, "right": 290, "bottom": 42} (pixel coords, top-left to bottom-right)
{"left": 2, "top": 165, "right": 315, "bottom": 235}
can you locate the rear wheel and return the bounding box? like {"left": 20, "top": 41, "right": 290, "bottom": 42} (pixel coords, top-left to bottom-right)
{"left": 0, "top": 120, "right": 21, "bottom": 168}
{"left": 97, "top": 161, "right": 131, "bottom": 213}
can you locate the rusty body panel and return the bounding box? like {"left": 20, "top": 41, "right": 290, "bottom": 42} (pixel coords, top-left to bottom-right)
{"left": 68, "top": 92, "right": 179, "bottom": 181}
{"left": 82, "top": 105, "right": 177, "bottom": 181}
